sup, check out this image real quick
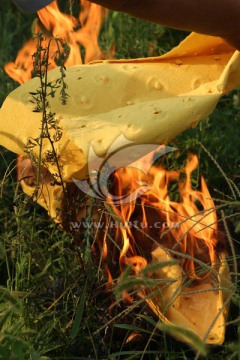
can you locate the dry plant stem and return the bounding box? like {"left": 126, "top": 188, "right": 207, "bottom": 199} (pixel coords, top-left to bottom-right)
{"left": 198, "top": 142, "right": 239, "bottom": 200}
{"left": 134, "top": 226, "right": 234, "bottom": 288}
{"left": 0, "top": 158, "right": 17, "bottom": 198}
{"left": 27, "top": 208, "right": 35, "bottom": 287}
{"left": 92, "top": 290, "right": 152, "bottom": 336}
{"left": 36, "top": 39, "right": 58, "bottom": 188}
{"left": 221, "top": 210, "right": 238, "bottom": 287}
{"left": 27, "top": 34, "right": 89, "bottom": 274}
{"left": 90, "top": 0, "right": 240, "bottom": 49}
{"left": 160, "top": 202, "right": 234, "bottom": 247}
{"left": 140, "top": 318, "right": 162, "bottom": 360}
{"left": 33, "top": 34, "right": 70, "bottom": 220}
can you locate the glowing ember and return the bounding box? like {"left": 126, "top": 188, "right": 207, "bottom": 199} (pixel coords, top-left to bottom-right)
{"left": 4, "top": 0, "right": 109, "bottom": 84}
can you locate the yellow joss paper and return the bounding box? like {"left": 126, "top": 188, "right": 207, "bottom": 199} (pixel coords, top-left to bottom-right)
{"left": 139, "top": 247, "right": 233, "bottom": 348}
{"left": 0, "top": 33, "right": 240, "bottom": 185}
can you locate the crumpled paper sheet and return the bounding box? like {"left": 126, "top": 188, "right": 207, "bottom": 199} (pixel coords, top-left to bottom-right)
{"left": 0, "top": 32, "right": 240, "bottom": 215}
{"left": 138, "top": 247, "right": 233, "bottom": 347}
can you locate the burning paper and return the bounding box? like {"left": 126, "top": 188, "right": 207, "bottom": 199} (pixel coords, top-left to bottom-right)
{"left": 142, "top": 247, "right": 231, "bottom": 347}
{"left": 16, "top": 151, "right": 233, "bottom": 346}
{"left": 0, "top": 1, "right": 237, "bottom": 348}
{"left": 98, "top": 154, "right": 233, "bottom": 347}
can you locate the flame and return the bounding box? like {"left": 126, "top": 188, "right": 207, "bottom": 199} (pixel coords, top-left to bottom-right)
{"left": 8, "top": 4, "right": 230, "bottom": 342}
{"left": 100, "top": 153, "right": 219, "bottom": 301}
{"left": 76, "top": 1, "right": 109, "bottom": 63}
{"left": 4, "top": 0, "right": 109, "bottom": 84}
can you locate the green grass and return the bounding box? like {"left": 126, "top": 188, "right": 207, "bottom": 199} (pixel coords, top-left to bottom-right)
{"left": 0, "top": 1, "right": 240, "bottom": 359}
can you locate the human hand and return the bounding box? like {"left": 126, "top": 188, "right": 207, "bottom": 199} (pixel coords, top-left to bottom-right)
{"left": 88, "top": 0, "right": 240, "bottom": 49}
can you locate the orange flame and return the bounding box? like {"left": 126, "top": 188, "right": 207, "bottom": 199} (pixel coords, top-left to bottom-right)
{"left": 100, "top": 154, "right": 219, "bottom": 301}
{"left": 5, "top": 0, "right": 109, "bottom": 84}
{"left": 7, "top": 1, "right": 221, "bottom": 308}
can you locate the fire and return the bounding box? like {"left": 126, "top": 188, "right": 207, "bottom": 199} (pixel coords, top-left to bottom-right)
{"left": 5, "top": 1, "right": 232, "bottom": 346}
{"left": 100, "top": 153, "right": 220, "bottom": 302}
{"left": 16, "top": 148, "right": 231, "bottom": 345}
{"left": 4, "top": 0, "right": 109, "bottom": 84}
